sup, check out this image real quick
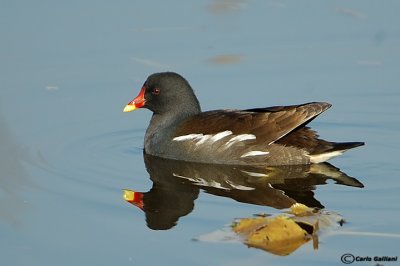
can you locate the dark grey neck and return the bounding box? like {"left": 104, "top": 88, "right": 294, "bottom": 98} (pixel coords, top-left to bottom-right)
{"left": 144, "top": 106, "right": 201, "bottom": 156}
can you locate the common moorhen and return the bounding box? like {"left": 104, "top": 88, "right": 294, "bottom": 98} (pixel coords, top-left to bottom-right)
{"left": 123, "top": 72, "right": 364, "bottom": 165}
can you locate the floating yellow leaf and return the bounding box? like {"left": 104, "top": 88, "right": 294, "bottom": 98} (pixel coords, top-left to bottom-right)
{"left": 233, "top": 215, "right": 310, "bottom": 255}
{"left": 232, "top": 203, "right": 342, "bottom": 255}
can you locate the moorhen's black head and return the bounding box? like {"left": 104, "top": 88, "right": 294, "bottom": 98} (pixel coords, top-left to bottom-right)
{"left": 123, "top": 72, "right": 201, "bottom": 115}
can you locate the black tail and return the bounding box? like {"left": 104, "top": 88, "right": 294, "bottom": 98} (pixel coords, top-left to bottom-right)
{"left": 328, "top": 141, "right": 365, "bottom": 153}
{"left": 309, "top": 141, "right": 364, "bottom": 163}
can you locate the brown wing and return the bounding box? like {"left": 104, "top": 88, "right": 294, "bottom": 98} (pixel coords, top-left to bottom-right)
{"left": 174, "top": 102, "right": 331, "bottom": 145}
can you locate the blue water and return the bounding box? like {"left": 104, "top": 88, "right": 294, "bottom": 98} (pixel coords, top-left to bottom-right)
{"left": 1, "top": 1, "right": 399, "bottom": 265}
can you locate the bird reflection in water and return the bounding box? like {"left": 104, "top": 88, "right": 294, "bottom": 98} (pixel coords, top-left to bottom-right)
{"left": 124, "top": 154, "right": 363, "bottom": 230}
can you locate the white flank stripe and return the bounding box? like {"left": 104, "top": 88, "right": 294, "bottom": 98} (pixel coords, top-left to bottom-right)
{"left": 173, "top": 131, "right": 233, "bottom": 145}
{"left": 309, "top": 151, "right": 344, "bottom": 163}
{"left": 173, "top": 134, "right": 203, "bottom": 141}
{"left": 225, "top": 134, "right": 256, "bottom": 148}
{"left": 196, "top": 135, "right": 212, "bottom": 146}
{"left": 210, "top": 130, "right": 233, "bottom": 142}
{"left": 232, "top": 134, "right": 256, "bottom": 142}
{"left": 241, "top": 151, "right": 269, "bottom": 158}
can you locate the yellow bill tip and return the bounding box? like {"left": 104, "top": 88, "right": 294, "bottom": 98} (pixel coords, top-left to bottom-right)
{"left": 123, "top": 189, "right": 135, "bottom": 201}
{"left": 123, "top": 104, "right": 136, "bottom": 113}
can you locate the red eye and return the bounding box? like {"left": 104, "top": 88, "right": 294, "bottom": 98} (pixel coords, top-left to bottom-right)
{"left": 152, "top": 88, "right": 160, "bottom": 95}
